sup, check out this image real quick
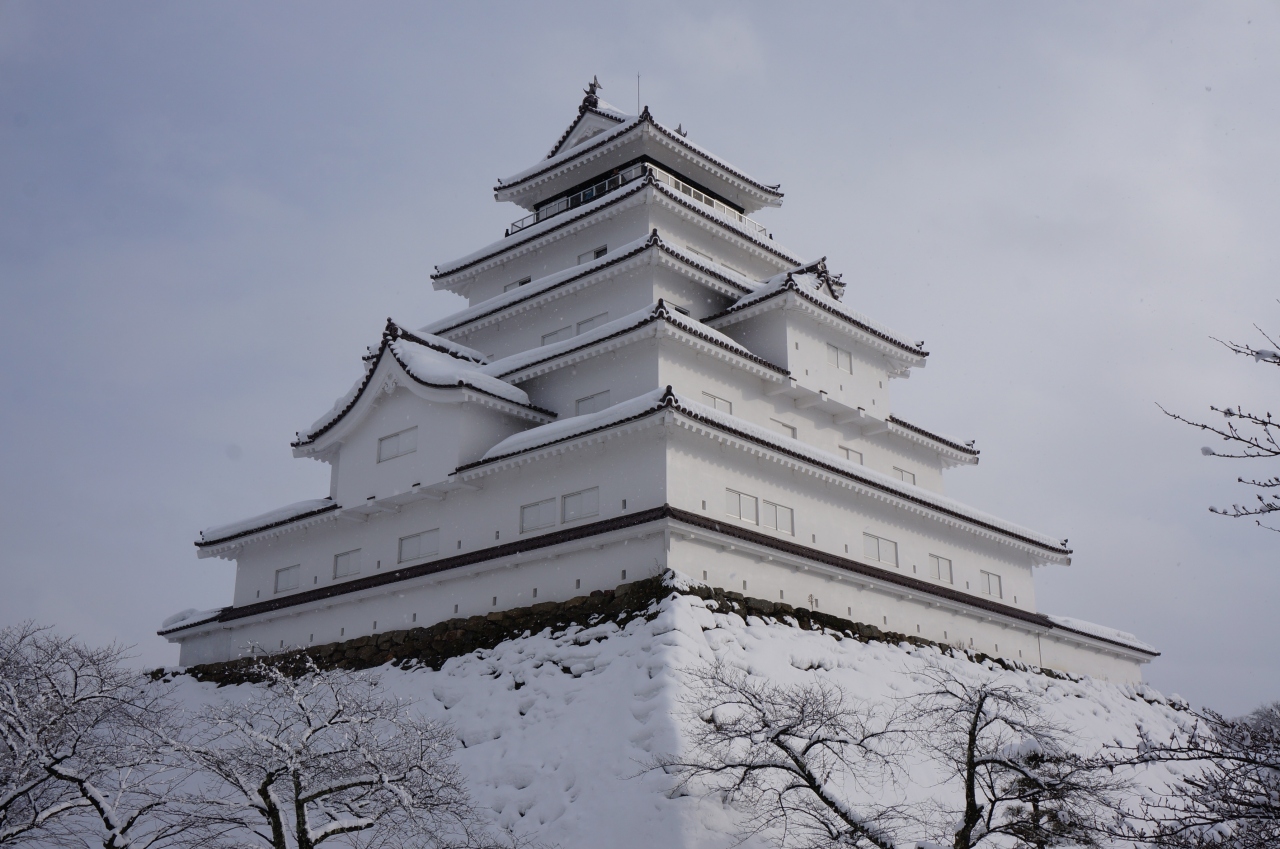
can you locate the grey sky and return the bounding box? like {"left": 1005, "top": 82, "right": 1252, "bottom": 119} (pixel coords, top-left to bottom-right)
{"left": 1, "top": 2, "right": 1276, "bottom": 714}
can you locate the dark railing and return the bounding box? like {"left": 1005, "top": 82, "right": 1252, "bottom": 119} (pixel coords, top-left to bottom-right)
{"left": 507, "top": 164, "right": 767, "bottom": 237}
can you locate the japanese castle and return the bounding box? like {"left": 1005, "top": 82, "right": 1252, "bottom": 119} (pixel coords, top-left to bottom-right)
{"left": 161, "top": 81, "right": 1157, "bottom": 680}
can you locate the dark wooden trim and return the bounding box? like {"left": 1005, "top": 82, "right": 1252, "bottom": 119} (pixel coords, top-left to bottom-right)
{"left": 196, "top": 502, "right": 340, "bottom": 548}
{"left": 888, "top": 416, "right": 979, "bottom": 457}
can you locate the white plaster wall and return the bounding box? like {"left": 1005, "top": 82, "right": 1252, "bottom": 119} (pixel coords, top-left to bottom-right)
{"left": 329, "top": 389, "right": 527, "bottom": 507}
{"left": 233, "top": 432, "right": 667, "bottom": 606}
{"left": 515, "top": 338, "right": 660, "bottom": 418}
{"left": 662, "top": 427, "right": 1040, "bottom": 614}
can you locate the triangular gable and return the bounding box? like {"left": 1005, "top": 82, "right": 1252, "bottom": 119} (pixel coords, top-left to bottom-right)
{"left": 293, "top": 321, "right": 552, "bottom": 454}
{"left": 547, "top": 91, "right": 630, "bottom": 159}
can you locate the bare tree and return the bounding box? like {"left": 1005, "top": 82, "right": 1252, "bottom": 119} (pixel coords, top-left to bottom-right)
{"left": 181, "top": 658, "right": 487, "bottom": 849}
{"left": 905, "top": 662, "right": 1124, "bottom": 849}
{"left": 649, "top": 662, "right": 906, "bottom": 849}
{"left": 1124, "top": 702, "right": 1280, "bottom": 848}
{"left": 1159, "top": 318, "right": 1280, "bottom": 531}
{"left": 0, "top": 623, "right": 201, "bottom": 849}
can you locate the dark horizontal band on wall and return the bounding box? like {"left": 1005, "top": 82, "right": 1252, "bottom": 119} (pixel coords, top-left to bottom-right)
{"left": 165, "top": 503, "right": 1155, "bottom": 657}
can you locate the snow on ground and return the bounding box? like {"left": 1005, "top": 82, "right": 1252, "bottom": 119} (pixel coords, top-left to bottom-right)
{"left": 171, "top": 588, "right": 1187, "bottom": 849}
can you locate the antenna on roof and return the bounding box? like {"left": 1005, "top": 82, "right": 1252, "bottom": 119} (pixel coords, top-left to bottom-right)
{"left": 636, "top": 73, "right": 640, "bottom": 114}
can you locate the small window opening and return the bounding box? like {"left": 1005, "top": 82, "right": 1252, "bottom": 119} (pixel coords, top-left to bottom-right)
{"left": 453, "top": 604, "right": 458, "bottom": 615}
{"left": 621, "top": 499, "right": 627, "bottom": 509}
{"left": 779, "top": 590, "right": 785, "bottom": 600}
{"left": 340, "top": 627, "right": 345, "bottom": 637}
{"left": 412, "top": 613, "right": 417, "bottom": 623}
{"left": 533, "top": 588, "right": 538, "bottom": 599}
{"left": 492, "top": 596, "right": 497, "bottom": 606}
{"left": 621, "top": 569, "right": 627, "bottom": 580}
{"left": 575, "top": 579, "right": 581, "bottom": 589}
{"left": 742, "top": 580, "right": 747, "bottom": 591}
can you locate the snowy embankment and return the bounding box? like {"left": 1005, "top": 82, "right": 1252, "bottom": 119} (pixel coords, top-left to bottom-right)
{"left": 171, "top": 582, "right": 1188, "bottom": 849}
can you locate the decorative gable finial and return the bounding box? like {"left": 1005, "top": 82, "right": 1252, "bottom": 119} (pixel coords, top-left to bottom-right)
{"left": 582, "top": 75, "right": 602, "bottom": 110}
{"left": 675, "top": 123, "right": 688, "bottom": 138}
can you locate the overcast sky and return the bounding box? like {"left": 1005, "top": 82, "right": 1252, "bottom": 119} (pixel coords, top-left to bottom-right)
{"left": 1, "top": 2, "right": 1276, "bottom": 714}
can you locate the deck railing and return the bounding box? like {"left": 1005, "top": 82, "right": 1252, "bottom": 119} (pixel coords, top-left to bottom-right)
{"left": 507, "top": 164, "right": 768, "bottom": 238}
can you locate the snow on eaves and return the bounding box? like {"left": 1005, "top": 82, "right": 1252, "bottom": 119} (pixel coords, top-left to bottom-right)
{"left": 199, "top": 498, "right": 337, "bottom": 547}
{"left": 480, "top": 301, "right": 784, "bottom": 380}
{"left": 425, "top": 232, "right": 761, "bottom": 337}
{"left": 436, "top": 176, "right": 650, "bottom": 279}
{"left": 480, "top": 387, "right": 672, "bottom": 461}
{"left": 1047, "top": 615, "right": 1158, "bottom": 655}
{"left": 158, "top": 607, "right": 222, "bottom": 632}
{"left": 497, "top": 107, "right": 782, "bottom": 201}
{"left": 389, "top": 335, "right": 529, "bottom": 406}
{"left": 425, "top": 234, "right": 655, "bottom": 334}
{"left": 717, "top": 268, "right": 926, "bottom": 358}
{"left": 472, "top": 389, "right": 1068, "bottom": 555}
{"left": 297, "top": 323, "right": 538, "bottom": 447}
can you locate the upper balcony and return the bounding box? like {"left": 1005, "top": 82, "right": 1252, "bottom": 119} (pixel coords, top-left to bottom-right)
{"left": 506, "top": 162, "right": 770, "bottom": 239}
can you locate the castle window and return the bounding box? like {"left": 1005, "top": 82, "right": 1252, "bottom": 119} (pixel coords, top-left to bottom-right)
{"left": 840, "top": 446, "right": 863, "bottom": 464}
{"left": 827, "top": 343, "right": 853, "bottom": 373}
{"left": 542, "top": 326, "right": 574, "bottom": 345}
{"left": 981, "top": 571, "right": 1003, "bottom": 598}
{"left": 576, "top": 312, "right": 609, "bottom": 334}
{"left": 561, "top": 487, "right": 600, "bottom": 523}
{"left": 333, "top": 549, "right": 361, "bottom": 578}
{"left": 770, "top": 419, "right": 798, "bottom": 439}
{"left": 762, "top": 500, "right": 794, "bottom": 535}
{"left": 377, "top": 427, "right": 417, "bottom": 463}
{"left": 726, "top": 488, "right": 758, "bottom": 524}
{"left": 862, "top": 533, "right": 898, "bottom": 567}
{"left": 503, "top": 276, "right": 531, "bottom": 293}
{"left": 892, "top": 467, "right": 916, "bottom": 485}
{"left": 274, "top": 565, "right": 300, "bottom": 593}
{"left": 520, "top": 498, "right": 557, "bottom": 532}
{"left": 702, "top": 392, "right": 733, "bottom": 414}
{"left": 398, "top": 529, "right": 440, "bottom": 563}
{"left": 929, "top": 554, "right": 953, "bottom": 584}
{"left": 575, "top": 390, "right": 611, "bottom": 416}
{"left": 577, "top": 245, "right": 607, "bottom": 264}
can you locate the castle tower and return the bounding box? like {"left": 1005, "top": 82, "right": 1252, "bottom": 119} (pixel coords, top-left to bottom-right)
{"left": 161, "top": 82, "right": 1156, "bottom": 680}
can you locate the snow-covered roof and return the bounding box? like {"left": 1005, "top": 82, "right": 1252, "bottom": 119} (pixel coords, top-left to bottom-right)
{"left": 435, "top": 171, "right": 799, "bottom": 284}
{"left": 295, "top": 321, "right": 551, "bottom": 448}
{"left": 465, "top": 388, "right": 1069, "bottom": 557}
{"left": 545, "top": 100, "right": 631, "bottom": 159}
{"left": 425, "top": 231, "right": 760, "bottom": 338}
{"left": 708, "top": 261, "right": 928, "bottom": 361}
{"left": 888, "top": 416, "right": 979, "bottom": 458}
{"left": 481, "top": 300, "right": 787, "bottom": 381}
{"left": 1046, "top": 615, "right": 1158, "bottom": 656}
{"left": 157, "top": 607, "right": 224, "bottom": 634}
{"left": 496, "top": 105, "right": 783, "bottom": 204}
{"left": 198, "top": 498, "right": 338, "bottom": 547}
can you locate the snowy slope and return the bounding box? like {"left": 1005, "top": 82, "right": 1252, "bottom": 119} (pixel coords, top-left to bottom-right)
{"left": 171, "top": 584, "right": 1188, "bottom": 849}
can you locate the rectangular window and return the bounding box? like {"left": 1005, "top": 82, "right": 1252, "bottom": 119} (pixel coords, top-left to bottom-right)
{"left": 274, "top": 564, "right": 300, "bottom": 593}
{"left": 929, "top": 554, "right": 953, "bottom": 584}
{"left": 503, "top": 276, "right": 531, "bottom": 293}
{"left": 770, "top": 418, "right": 798, "bottom": 439}
{"left": 576, "top": 312, "right": 609, "bottom": 334}
{"left": 562, "top": 487, "right": 600, "bottom": 523}
{"left": 893, "top": 467, "right": 916, "bottom": 485}
{"left": 541, "top": 326, "right": 574, "bottom": 346}
{"left": 862, "top": 533, "right": 898, "bottom": 567}
{"left": 398, "top": 529, "right": 440, "bottom": 563}
{"left": 377, "top": 427, "right": 418, "bottom": 463}
{"left": 577, "top": 245, "right": 607, "bottom": 264}
{"left": 575, "top": 390, "right": 611, "bottom": 416}
{"left": 981, "top": 571, "right": 1003, "bottom": 598}
{"left": 726, "top": 488, "right": 758, "bottom": 524}
{"left": 333, "top": 549, "right": 361, "bottom": 579}
{"left": 701, "top": 392, "right": 733, "bottom": 414}
{"left": 826, "top": 343, "right": 853, "bottom": 373}
{"left": 761, "top": 500, "right": 794, "bottom": 535}
{"left": 520, "top": 498, "right": 557, "bottom": 533}
{"left": 841, "top": 446, "right": 863, "bottom": 464}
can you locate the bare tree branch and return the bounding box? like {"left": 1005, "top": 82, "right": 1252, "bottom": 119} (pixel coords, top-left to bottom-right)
{"left": 649, "top": 662, "right": 907, "bottom": 849}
